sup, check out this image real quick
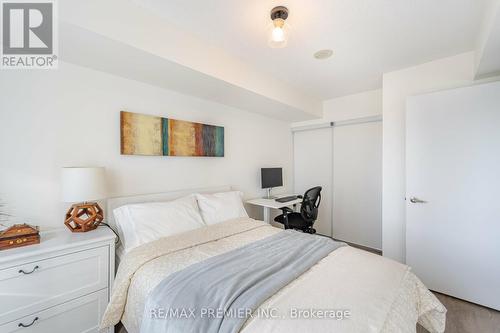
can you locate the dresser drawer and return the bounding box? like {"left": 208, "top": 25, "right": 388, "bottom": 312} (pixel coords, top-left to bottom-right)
{"left": 0, "top": 246, "right": 109, "bottom": 324}
{"left": 0, "top": 288, "right": 109, "bottom": 333}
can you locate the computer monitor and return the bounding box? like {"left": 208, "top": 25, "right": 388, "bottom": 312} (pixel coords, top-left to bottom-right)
{"left": 261, "top": 168, "right": 283, "bottom": 189}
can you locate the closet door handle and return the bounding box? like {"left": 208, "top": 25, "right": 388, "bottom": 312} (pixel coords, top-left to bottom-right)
{"left": 18, "top": 317, "right": 38, "bottom": 328}
{"left": 18, "top": 265, "right": 39, "bottom": 274}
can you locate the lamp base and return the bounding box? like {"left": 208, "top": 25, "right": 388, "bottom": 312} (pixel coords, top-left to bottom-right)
{"left": 64, "top": 202, "right": 103, "bottom": 232}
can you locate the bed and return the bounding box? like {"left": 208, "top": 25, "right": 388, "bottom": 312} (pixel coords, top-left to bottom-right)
{"left": 101, "top": 186, "right": 446, "bottom": 333}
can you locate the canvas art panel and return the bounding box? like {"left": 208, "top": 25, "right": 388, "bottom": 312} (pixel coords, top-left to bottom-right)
{"left": 121, "top": 111, "right": 224, "bottom": 157}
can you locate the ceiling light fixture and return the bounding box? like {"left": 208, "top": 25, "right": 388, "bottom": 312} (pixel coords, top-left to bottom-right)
{"left": 314, "top": 49, "right": 333, "bottom": 60}
{"left": 269, "top": 6, "right": 289, "bottom": 48}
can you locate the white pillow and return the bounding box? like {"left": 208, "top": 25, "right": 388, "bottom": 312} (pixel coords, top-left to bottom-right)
{"left": 113, "top": 195, "right": 205, "bottom": 253}
{"left": 195, "top": 191, "right": 248, "bottom": 225}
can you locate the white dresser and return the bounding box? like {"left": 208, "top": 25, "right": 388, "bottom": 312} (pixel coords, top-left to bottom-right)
{"left": 0, "top": 227, "right": 115, "bottom": 333}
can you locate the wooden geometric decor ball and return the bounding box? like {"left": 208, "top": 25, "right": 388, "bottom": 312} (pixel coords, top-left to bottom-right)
{"left": 64, "top": 202, "right": 104, "bottom": 232}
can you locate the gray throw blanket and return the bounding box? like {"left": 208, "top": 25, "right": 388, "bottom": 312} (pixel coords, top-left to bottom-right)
{"left": 140, "top": 230, "right": 344, "bottom": 333}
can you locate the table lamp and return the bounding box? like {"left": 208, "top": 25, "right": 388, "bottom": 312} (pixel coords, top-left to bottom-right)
{"left": 61, "top": 167, "right": 106, "bottom": 232}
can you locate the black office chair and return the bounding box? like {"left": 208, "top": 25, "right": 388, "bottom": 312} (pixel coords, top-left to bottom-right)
{"left": 274, "top": 186, "right": 322, "bottom": 234}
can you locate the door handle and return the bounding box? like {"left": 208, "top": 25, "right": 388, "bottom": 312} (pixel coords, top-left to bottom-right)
{"left": 409, "top": 197, "right": 427, "bottom": 204}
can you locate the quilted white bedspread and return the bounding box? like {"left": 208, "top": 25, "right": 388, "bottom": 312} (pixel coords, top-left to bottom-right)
{"left": 102, "top": 218, "right": 445, "bottom": 333}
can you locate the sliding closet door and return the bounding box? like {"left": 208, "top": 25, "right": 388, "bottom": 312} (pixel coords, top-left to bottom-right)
{"left": 332, "top": 121, "right": 382, "bottom": 249}
{"left": 293, "top": 128, "right": 332, "bottom": 237}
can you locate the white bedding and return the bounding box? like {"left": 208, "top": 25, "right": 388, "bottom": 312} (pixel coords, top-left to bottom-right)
{"left": 104, "top": 218, "right": 445, "bottom": 333}
{"left": 113, "top": 195, "right": 206, "bottom": 253}
{"left": 115, "top": 244, "right": 126, "bottom": 265}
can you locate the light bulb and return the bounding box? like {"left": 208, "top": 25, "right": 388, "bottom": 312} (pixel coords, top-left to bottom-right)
{"left": 272, "top": 26, "right": 285, "bottom": 42}
{"left": 268, "top": 18, "right": 288, "bottom": 48}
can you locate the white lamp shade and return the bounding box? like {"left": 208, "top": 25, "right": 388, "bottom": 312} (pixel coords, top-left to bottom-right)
{"left": 61, "top": 167, "right": 107, "bottom": 203}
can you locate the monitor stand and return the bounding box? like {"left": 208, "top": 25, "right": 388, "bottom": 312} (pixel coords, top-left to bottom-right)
{"left": 264, "top": 188, "right": 276, "bottom": 199}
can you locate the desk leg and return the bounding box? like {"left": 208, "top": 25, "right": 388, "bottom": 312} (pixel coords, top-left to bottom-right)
{"left": 263, "top": 207, "right": 271, "bottom": 223}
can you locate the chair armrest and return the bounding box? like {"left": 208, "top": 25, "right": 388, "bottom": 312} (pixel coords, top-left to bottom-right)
{"left": 280, "top": 206, "right": 294, "bottom": 215}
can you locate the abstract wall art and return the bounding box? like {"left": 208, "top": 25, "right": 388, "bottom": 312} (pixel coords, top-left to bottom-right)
{"left": 120, "top": 111, "right": 224, "bottom": 157}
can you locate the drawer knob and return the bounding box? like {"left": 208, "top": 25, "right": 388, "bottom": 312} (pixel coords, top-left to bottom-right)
{"left": 18, "top": 265, "right": 39, "bottom": 275}
{"left": 18, "top": 317, "right": 38, "bottom": 328}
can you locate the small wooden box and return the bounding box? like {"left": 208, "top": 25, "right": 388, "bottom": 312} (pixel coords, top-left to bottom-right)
{"left": 0, "top": 224, "right": 40, "bottom": 250}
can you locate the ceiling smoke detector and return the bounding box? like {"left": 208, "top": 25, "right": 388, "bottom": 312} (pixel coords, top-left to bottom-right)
{"left": 314, "top": 49, "right": 334, "bottom": 60}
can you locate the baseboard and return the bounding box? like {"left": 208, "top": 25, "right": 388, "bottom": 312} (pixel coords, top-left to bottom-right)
{"left": 329, "top": 236, "right": 382, "bottom": 255}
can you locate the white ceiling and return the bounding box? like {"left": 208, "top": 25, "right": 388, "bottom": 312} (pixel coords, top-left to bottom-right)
{"left": 137, "top": 0, "right": 491, "bottom": 100}
{"left": 59, "top": 0, "right": 323, "bottom": 121}
{"left": 476, "top": 0, "right": 500, "bottom": 78}
{"left": 60, "top": 23, "right": 317, "bottom": 122}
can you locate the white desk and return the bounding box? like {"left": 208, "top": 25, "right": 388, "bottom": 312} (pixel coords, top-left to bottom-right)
{"left": 246, "top": 195, "right": 302, "bottom": 223}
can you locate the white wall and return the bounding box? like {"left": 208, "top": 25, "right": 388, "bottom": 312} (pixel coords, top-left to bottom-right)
{"left": 292, "top": 89, "right": 382, "bottom": 127}
{"left": 382, "top": 52, "right": 476, "bottom": 262}
{"left": 0, "top": 62, "right": 293, "bottom": 230}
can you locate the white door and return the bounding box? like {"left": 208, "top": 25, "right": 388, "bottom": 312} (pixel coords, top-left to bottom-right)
{"left": 406, "top": 81, "right": 500, "bottom": 310}
{"left": 293, "top": 127, "right": 333, "bottom": 236}
{"left": 333, "top": 121, "right": 382, "bottom": 250}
